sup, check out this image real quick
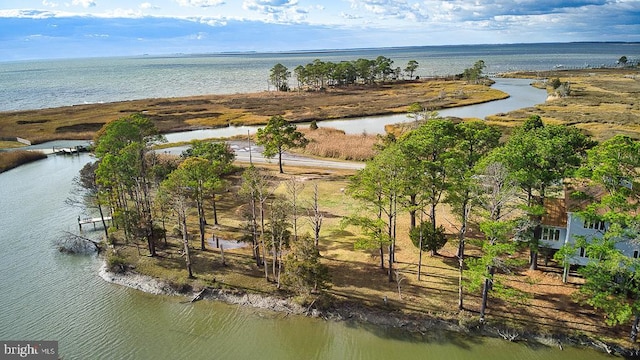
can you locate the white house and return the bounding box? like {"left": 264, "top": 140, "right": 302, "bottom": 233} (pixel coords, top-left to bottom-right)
{"left": 538, "top": 181, "right": 640, "bottom": 266}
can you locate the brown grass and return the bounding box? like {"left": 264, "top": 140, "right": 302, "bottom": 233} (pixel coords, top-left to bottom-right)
{"left": 0, "top": 150, "right": 47, "bottom": 173}
{"left": 0, "top": 140, "right": 26, "bottom": 149}
{"left": 0, "top": 79, "right": 507, "bottom": 144}
{"left": 491, "top": 68, "right": 640, "bottom": 141}
{"left": 297, "top": 127, "right": 380, "bottom": 161}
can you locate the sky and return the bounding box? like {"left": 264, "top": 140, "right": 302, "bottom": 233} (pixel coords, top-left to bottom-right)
{"left": 1, "top": 0, "right": 639, "bottom": 60}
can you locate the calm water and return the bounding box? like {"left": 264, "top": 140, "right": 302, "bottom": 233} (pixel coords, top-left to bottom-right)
{"left": 0, "top": 155, "right": 612, "bottom": 359}
{"left": 161, "top": 77, "right": 547, "bottom": 142}
{"left": 1, "top": 42, "right": 638, "bottom": 112}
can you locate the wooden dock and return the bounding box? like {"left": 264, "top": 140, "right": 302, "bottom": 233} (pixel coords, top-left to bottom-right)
{"left": 78, "top": 216, "right": 112, "bottom": 231}
{"left": 52, "top": 145, "right": 89, "bottom": 155}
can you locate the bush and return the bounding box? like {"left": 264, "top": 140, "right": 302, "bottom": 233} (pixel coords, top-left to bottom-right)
{"left": 107, "top": 232, "right": 119, "bottom": 245}
{"left": 410, "top": 221, "right": 447, "bottom": 255}
{"left": 281, "top": 234, "right": 330, "bottom": 295}
{"left": 107, "top": 253, "right": 128, "bottom": 273}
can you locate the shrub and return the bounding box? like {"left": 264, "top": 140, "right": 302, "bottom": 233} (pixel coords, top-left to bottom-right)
{"left": 107, "top": 253, "right": 128, "bottom": 273}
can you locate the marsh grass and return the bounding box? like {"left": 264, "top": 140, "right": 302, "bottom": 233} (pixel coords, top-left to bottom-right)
{"left": 493, "top": 69, "right": 640, "bottom": 141}
{"left": 0, "top": 79, "right": 508, "bottom": 143}
{"left": 298, "top": 127, "right": 380, "bottom": 161}
{"left": 0, "top": 140, "right": 25, "bottom": 149}
{"left": 0, "top": 150, "right": 47, "bottom": 173}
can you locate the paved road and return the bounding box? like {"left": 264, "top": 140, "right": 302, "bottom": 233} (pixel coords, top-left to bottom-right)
{"left": 159, "top": 140, "right": 366, "bottom": 171}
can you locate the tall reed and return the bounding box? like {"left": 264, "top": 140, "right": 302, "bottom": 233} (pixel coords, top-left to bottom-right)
{"left": 0, "top": 150, "right": 47, "bottom": 173}
{"left": 299, "top": 127, "right": 379, "bottom": 161}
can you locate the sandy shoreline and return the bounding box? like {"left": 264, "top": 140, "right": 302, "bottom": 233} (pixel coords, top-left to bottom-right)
{"left": 98, "top": 262, "right": 639, "bottom": 357}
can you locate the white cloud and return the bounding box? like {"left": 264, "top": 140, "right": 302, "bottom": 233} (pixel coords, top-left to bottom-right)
{"left": 347, "top": 0, "right": 428, "bottom": 22}
{"left": 243, "top": 0, "right": 298, "bottom": 12}
{"left": 100, "top": 8, "right": 143, "bottom": 18}
{"left": 187, "top": 32, "right": 208, "bottom": 40}
{"left": 139, "top": 2, "right": 159, "bottom": 10}
{"left": 42, "top": 0, "right": 59, "bottom": 7}
{"left": 71, "top": 0, "right": 97, "bottom": 8}
{"left": 176, "top": 0, "right": 225, "bottom": 7}
{"left": 341, "top": 12, "right": 361, "bottom": 20}
{"left": 243, "top": 0, "right": 305, "bottom": 22}
{"left": 199, "top": 17, "right": 228, "bottom": 26}
{"left": 0, "top": 9, "right": 58, "bottom": 18}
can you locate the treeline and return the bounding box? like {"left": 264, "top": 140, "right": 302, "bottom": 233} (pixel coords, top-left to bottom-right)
{"left": 270, "top": 56, "right": 419, "bottom": 91}
{"left": 270, "top": 58, "right": 489, "bottom": 91}
{"left": 344, "top": 114, "right": 640, "bottom": 339}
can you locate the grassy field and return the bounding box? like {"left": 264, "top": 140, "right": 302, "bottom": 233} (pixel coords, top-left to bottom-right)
{"left": 108, "top": 161, "right": 629, "bottom": 345}
{"left": 0, "top": 79, "right": 506, "bottom": 144}
{"left": 488, "top": 68, "right": 640, "bottom": 141}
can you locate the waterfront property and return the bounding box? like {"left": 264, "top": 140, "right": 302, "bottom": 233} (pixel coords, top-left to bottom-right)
{"left": 540, "top": 180, "right": 640, "bottom": 265}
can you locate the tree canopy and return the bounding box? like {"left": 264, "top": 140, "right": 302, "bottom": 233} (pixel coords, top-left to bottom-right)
{"left": 256, "top": 115, "right": 308, "bottom": 173}
{"left": 284, "top": 56, "right": 418, "bottom": 90}
{"left": 270, "top": 63, "right": 290, "bottom": 91}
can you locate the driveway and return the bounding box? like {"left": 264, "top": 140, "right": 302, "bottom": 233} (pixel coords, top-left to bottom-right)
{"left": 158, "top": 140, "right": 365, "bottom": 171}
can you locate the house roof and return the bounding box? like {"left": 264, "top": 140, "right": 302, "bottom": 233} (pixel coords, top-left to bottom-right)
{"left": 541, "top": 178, "right": 638, "bottom": 228}
{"left": 541, "top": 197, "right": 567, "bottom": 228}
{"left": 541, "top": 179, "right": 607, "bottom": 228}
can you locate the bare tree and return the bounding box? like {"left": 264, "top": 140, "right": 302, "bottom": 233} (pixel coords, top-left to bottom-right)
{"left": 160, "top": 172, "right": 195, "bottom": 279}
{"left": 307, "top": 182, "right": 324, "bottom": 248}
{"left": 239, "top": 165, "right": 276, "bottom": 282}
{"left": 56, "top": 231, "right": 102, "bottom": 254}
{"left": 266, "top": 199, "right": 291, "bottom": 288}
{"left": 472, "top": 161, "right": 520, "bottom": 322}
{"left": 286, "top": 175, "right": 305, "bottom": 241}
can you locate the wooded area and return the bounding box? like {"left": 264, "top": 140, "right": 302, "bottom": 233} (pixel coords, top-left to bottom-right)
{"left": 82, "top": 104, "right": 640, "bottom": 345}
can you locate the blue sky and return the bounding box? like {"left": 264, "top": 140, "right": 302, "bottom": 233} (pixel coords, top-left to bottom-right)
{"left": 1, "top": 0, "right": 639, "bottom": 60}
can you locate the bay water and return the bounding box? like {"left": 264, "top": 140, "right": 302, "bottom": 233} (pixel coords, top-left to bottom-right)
{"left": 1, "top": 42, "right": 638, "bottom": 112}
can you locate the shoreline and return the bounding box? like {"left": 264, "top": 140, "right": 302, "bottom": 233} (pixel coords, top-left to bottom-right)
{"left": 0, "top": 78, "right": 510, "bottom": 145}
{"left": 98, "top": 262, "right": 639, "bottom": 357}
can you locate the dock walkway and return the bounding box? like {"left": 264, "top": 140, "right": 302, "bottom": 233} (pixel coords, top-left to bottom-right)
{"left": 78, "top": 216, "right": 112, "bottom": 230}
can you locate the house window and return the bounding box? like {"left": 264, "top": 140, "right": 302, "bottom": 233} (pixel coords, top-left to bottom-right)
{"left": 634, "top": 250, "right": 639, "bottom": 259}
{"left": 540, "top": 227, "right": 561, "bottom": 241}
{"left": 579, "top": 247, "right": 587, "bottom": 257}
{"left": 584, "top": 220, "right": 606, "bottom": 231}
